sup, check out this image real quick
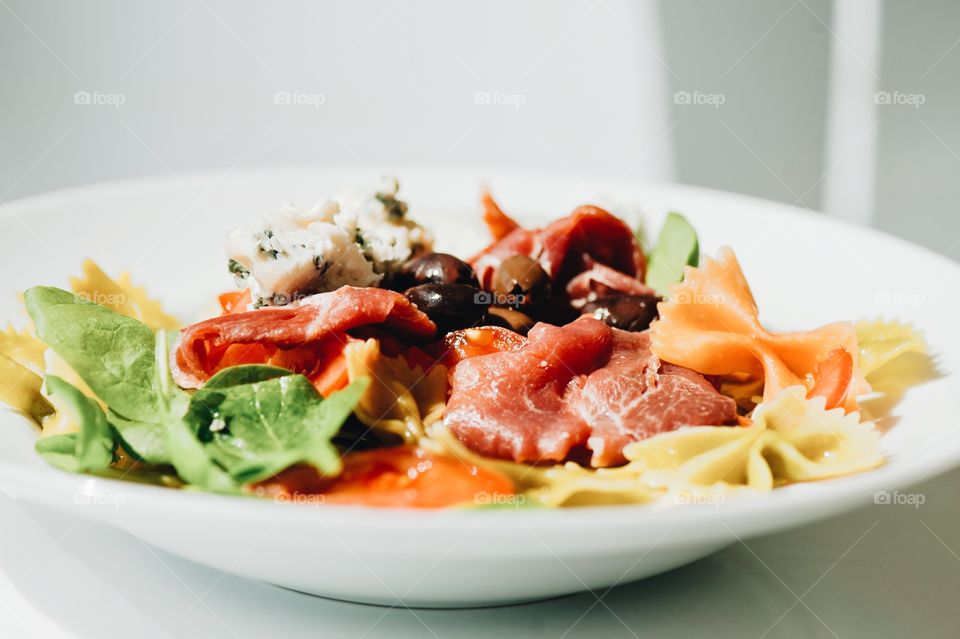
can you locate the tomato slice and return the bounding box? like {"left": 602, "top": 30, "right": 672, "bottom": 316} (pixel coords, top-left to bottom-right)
{"left": 218, "top": 289, "right": 251, "bottom": 315}
{"left": 807, "top": 347, "right": 853, "bottom": 411}
{"left": 253, "top": 446, "right": 516, "bottom": 509}
{"left": 442, "top": 326, "right": 527, "bottom": 366}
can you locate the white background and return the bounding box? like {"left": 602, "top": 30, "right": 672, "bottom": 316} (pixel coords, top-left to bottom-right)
{"left": 2, "top": 1, "right": 960, "bottom": 637}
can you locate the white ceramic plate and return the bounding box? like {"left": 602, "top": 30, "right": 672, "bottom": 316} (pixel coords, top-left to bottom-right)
{"left": 0, "top": 167, "right": 958, "bottom": 608}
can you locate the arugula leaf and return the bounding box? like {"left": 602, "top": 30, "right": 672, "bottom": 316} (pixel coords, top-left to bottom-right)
{"left": 644, "top": 212, "right": 700, "bottom": 297}
{"left": 187, "top": 375, "right": 369, "bottom": 484}
{"left": 35, "top": 376, "right": 115, "bottom": 473}
{"left": 25, "top": 287, "right": 163, "bottom": 423}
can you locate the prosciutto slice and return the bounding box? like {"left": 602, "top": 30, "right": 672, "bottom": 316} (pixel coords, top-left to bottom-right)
{"left": 565, "top": 261, "right": 658, "bottom": 301}
{"left": 470, "top": 205, "right": 646, "bottom": 293}
{"left": 172, "top": 286, "right": 436, "bottom": 388}
{"left": 443, "top": 317, "right": 737, "bottom": 467}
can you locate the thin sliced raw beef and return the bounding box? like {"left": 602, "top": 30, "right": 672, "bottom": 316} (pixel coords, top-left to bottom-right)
{"left": 470, "top": 205, "right": 646, "bottom": 293}
{"left": 443, "top": 317, "right": 737, "bottom": 467}
{"left": 573, "top": 330, "right": 737, "bottom": 466}
{"left": 172, "top": 286, "right": 436, "bottom": 388}
{"left": 444, "top": 319, "right": 611, "bottom": 463}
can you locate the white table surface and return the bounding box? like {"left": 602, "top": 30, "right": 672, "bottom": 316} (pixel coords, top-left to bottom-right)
{"left": 2, "top": 466, "right": 958, "bottom": 639}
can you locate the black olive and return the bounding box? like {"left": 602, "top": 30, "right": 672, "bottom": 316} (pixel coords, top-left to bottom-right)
{"left": 485, "top": 306, "right": 535, "bottom": 335}
{"left": 404, "top": 283, "right": 489, "bottom": 334}
{"left": 582, "top": 294, "right": 661, "bottom": 332}
{"left": 492, "top": 255, "right": 550, "bottom": 308}
{"left": 395, "top": 253, "right": 479, "bottom": 290}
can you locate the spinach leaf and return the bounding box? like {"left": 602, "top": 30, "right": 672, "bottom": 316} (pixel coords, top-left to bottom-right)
{"left": 644, "top": 212, "right": 700, "bottom": 297}
{"left": 166, "top": 414, "right": 240, "bottom": 493}
{"left": 35, "top": 376, "right": 115, "bottom": 473}
{"left": 25, "top": 287, "right": 163, "bottom": 423}
{"left": 187, "top": 375, "right": 369, "bottom": 484}
{"left": 107, "top": 410, "right": 170, "bottom": 464}
{"left": 203, "top": 364, "right": 293, "bottom": 389}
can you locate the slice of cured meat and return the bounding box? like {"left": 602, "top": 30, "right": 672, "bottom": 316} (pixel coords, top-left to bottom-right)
{"left": 566, "top": 261, "right": 658, "bottom": 301}
{"left": 443, "top": 317, "right": 737, "bottom": 467}
{"left": 172, "top": 286, "right": 436, "bottom": 388}
{"left": 573, "top": 330, "right": 737, "bottom": 466}
{"left": 470, "top": 205, "right": 646, "bottom": 293}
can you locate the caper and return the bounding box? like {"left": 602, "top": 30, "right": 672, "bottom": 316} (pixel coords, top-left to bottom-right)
{"left": 492, "top": 255, "right": 550, "bottom": 308}
{"left": 582, "top": 294, "right": 661, "bottom": 332}
{"left": 395, "top": 252, "right": 479, "bottom": 290}
{"left": 404, "top": 283, "right": 489, "bottom": 334}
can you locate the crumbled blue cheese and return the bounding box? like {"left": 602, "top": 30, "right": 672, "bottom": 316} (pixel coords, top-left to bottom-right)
{"left": 225, "top": 178, "right": 432, "bottom": 307}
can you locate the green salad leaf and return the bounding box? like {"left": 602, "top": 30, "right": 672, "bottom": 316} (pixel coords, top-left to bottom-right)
{"left": 35, "top": 376, "right": 115, "bottom": 473}
{"left": 166, "top": 414, "right": 240, "bottom": 493}
{"left": 644, "top": 212, "right": 700, "bottom": 297}
{"left": 187, "top": 369, "right": 369, "bottom": 484}
{"left": 25, "top": 287, "right": 164, "bottom": 423}
{"left": 24, "top": 287, "right": 368, "bottom": 492}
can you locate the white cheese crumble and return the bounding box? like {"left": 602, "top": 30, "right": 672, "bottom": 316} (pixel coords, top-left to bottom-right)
{"left": 225, "top": 178, "right": 432, "bottom": 307}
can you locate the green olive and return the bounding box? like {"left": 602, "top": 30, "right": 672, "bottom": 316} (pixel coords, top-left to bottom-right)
{"left": 492, "top": 255, "right": 550, "bottom": 308}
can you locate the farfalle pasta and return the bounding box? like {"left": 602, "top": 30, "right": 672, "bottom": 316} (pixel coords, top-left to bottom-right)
{"left": 855, "top": 319, "right": 927, "bottom": 379}
{"left": 345, "top": 339, "right": 448, "bottom": 441}
{"left": 70, "top": 259, "right": 180, "bottom": 330}
{"left": 650, "top": 248, "right": 870, "bottom": 412}
{"left": 623, "top": 386, "right": 883, "bottom": 491}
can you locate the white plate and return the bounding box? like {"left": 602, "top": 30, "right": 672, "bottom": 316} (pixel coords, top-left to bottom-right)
{"left": 0, "top": 167, "right": 958, "bottom": 608}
